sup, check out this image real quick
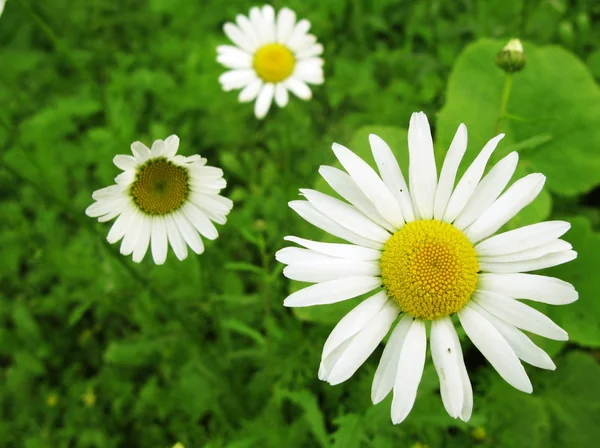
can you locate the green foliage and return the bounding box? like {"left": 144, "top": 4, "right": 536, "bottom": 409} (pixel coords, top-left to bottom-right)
{"left": 1, "top": 0, "right": 600, "bottom": 447}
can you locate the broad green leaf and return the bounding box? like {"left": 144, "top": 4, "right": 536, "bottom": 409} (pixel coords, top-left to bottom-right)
{"left": 481, "top": 378, "right": 551, "bottom": 447}
{"left": 541, "top": 351, "right": 600, "bottom": 447}
{"left": 438, "top": 39, "right": 600, "bottom": 197}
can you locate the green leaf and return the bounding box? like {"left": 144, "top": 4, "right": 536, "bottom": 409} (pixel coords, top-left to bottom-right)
{"left": 542, "top": 351, "right": 600, "bottom": 447}
{"left": 331, "top": 414, "right": 364, "bottom": 448}
{"left": 544, "top": 216, "right": 600, "bottom": 347}
{"left": 438, "top": 39, "right": 600, "bottom": 197}
{"left": 481, "top": 378, "right": 551, "bottom": 448}
{"left": 279, "top": 389, "right": 330, "bottom": 448}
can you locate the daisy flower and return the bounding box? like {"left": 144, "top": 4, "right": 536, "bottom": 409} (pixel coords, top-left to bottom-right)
{"left": 217, "top": 5, "right": 324, "bottom": 119}
{"left": 276, "top": 112, "right": 578, "bottom": 424}
{"left": 86, "top": 135, "right": 233, "bottom": 264}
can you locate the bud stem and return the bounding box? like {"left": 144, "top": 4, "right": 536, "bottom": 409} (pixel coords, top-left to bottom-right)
{"left": 494, "top": 73, "right": 513, "bottom": 135}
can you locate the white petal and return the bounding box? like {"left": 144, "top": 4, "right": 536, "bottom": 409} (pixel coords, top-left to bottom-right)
{"left": 149, "top": 140, "right": 165, "bottom": 158}
{"left": 318, "top": 166, "right": 395, "bottom": 232}
{"left": 443, "top": 134, "right": 504, "bottom": 223}
{"left": 283, "top": 260, "right": 380, "bottom": 282}
{"left": 219, "top": 69, "right": 256, "bottom": 91}
{"left": 433, "top": 124, "right": 467, "bottom": 220}
{"left": 254, "top": 83, "right": 275, "bottom": 119}
{"left": 371, "top": 314, "right": 413, "bottom": 404}
{"left": 431, "top": 318, "right": 464, "bottom": 418}
{"left": 465, "top": 173, "right": 546, "bottom": 243}
{"left": 86, "top": 198, "right": 126, "bottom": 218}
{"left": 113, "top": 155, "right": 137, "bottom": 171}
{"left": 106, "top": 206, "right": 135, "bottom": 244}
{"left": 276, "top": 7, "right": 296, "bottom": 43}
{"left": 274, "top": 83, "right": 289, "bottom": 108}
{"left": 181, "top": 202, "right": 219, "bottom": 240}
{"left": 132, "top": 216, "right": 152, "bottom": 263}
{"left": 477, "top": 273, "right": 578, "bottom": 305}
{"left": 297, "top": 44, "right": 324, "bottom": 59}
{"left": 301, "top": 189, "right": 391, "bottom": 243}
{"left": 286, "top": 19, "right": 311, "bottom": 50}
{"left": 130, "top": 141, "right": 150, "bottom": 162}
{"left": 120, "top": 211, "right": 143, "bottom": 256}
{"left": 332, "top": 143, "right": 404, "bottom": 227}
{"left": 470, "top": 302, "right": 555, "bottom": 370}
{"left": 473, "top": 290, "right": 568, "bottom": 341}
{"left": 321, "top": 291, "right": 389, "bottom": 360}
{"left": 97, "top": 203, "right": 126, "bottom": 222}
{"left": 283, "top": 236, "right": 381, "bottom": 261}
{"left": 458, "top": 305, "right": 532, "bottom": 393}
{"left": 235, "top": 14, "right": 260, "bottom": 49}
{"left": 369, "top": 134, "right": 415, "bottom": 222}
{"left": 453, "top": 152, "right": 519, "bottom": 230}
{"left": 165, "top": 214, "right": 188, "bottom": 261}
{"left": 475, "top": 221, "right": 571, "bottom": 256}
{"left": 216, "top": 49, "right": 252, "bottom": 69}
{"left": 275, "top": 247, "right": 337, "bottom": 266}
{"left": 326, "top": 301, "right": 400, "bottom": 385}
{"left": 294, "top": 34, "right": 318, "bottom": 52}
{"left": 478, "top": 239, "right": 572, "bottom": 263}
{"left": 407, "top": 112, "right": 437, "bottom": 220}
{"left": 447, "top": 321, "right": 473, "bottom": 421}
{"left": 150, "top": 216, "right": 168, "bottom": 265}
{"left": 92, "top": 184, "right": 125, "bottom": 201}
{"left": 283, "top": 277, "right": 381, "bottom": 307}
{"left": 238, "top": 78, "right": 263, "bottom": 103}
{"left": 163, "top": 135, "right": 180, "bottom": 158}
{"left": 260, "top": 5, "right": 276, "bottom": 42}
{"left": 249, "top": 7, "right": 268, "bottom": 45}
{"left": 223, "top": 22, "right": 256, "bottom": 53}
{"left": 114, "top": 170, "right": 135, "bottom": 186}
{"left": 391, "top": 319, "right": 427, "bottom": 424}
{"left": 174, "top": 212, "right": 204, "bottom": 255}
{"left": 479, "top": 250, "right": 577, "bottom": 273}
{"left": 283, "top": 78, "right": 312, "bottom": 100}
{"left": 289, "top": 200, "right": 383, "bottom": 249}
{"left": 293, "top": 58, "right": 324, "bottom": 84}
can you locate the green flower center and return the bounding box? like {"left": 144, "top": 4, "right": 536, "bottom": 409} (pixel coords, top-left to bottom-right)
{"left": 130, "top": 158, "right": 189, "bottom": 215}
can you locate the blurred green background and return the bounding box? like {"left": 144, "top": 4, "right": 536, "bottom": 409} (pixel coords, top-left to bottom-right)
{"left": 1, "top": 0, "right": 600, "bottom": 446}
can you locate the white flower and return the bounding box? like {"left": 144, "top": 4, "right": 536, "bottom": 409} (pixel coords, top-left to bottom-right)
{"left": 86, "top": 135, "right": 233, "bottom": 264}
{"left": 277, "top": 112, "right": 578, "bottom": 424}
{"left": 0, "top": 1, "right": 6, "bottom": 17}
{"left": 217, "top": 5, "right": 324, "bottom": 119}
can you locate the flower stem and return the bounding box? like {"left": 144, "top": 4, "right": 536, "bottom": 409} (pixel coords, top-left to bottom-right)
{"left": 494, "top": 73, "right": 513, "bottom": 135}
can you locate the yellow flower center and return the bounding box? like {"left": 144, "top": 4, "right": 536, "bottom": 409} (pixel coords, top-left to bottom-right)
{"left": 380, "top": 220, "right": 479, "bottom": 320}
{"left": 130, "top": 158, "right": 189, "bottom": 215}
{"left": 253, "top": 43, "right": 295, "bottom": 83}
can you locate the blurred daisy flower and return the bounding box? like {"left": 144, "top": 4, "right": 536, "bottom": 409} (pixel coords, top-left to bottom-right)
{"left": 0, "top": 0, "right": 6, "bottom": 17}
{"left": 277, "top": 112, "right": 578, "bottom": 424}
{"left": 87, "top": 136, "right": 232, "bottom": 264}
{"left": 217, "top": 5, "right": 324, "bottom": 119}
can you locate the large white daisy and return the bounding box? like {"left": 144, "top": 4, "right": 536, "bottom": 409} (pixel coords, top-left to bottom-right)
{"left": 277, "top": 112, "right": 578, "bottom": 424}
{"left": 86, "top": 135, "right": 233, "bottom": 264}
{"left": 217, "top": 5, "right": 324, "bottom": 119}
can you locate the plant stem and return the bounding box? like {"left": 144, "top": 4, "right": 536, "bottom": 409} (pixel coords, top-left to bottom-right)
{"left": 494, "top": 73, "right": 513, "bottom": 135}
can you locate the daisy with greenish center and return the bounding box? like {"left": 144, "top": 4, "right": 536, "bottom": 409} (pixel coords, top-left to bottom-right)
{"left": 277, "top": 112, "right": 578, "bottom": 424}
{"left": 86, "top": 135, "right": 233, "bottom": 264}
{"left": 217, "top": 5, "right": 324, "bottom": 119}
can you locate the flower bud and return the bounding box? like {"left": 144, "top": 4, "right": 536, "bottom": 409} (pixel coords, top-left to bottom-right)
{"left": 496, "top": 39, "right": 526, "bottom": 73}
